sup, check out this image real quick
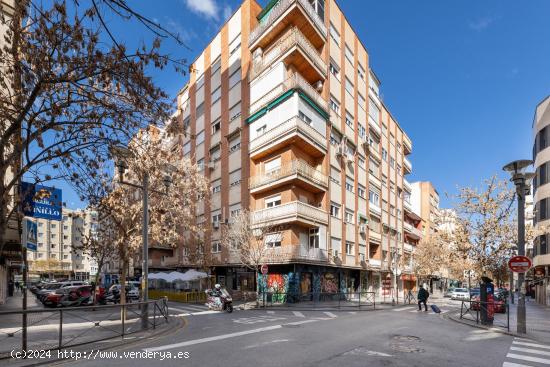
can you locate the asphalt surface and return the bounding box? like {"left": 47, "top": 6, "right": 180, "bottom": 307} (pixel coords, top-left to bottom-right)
{"left": 36, "top": 298, "right": 539, "bottom": 367}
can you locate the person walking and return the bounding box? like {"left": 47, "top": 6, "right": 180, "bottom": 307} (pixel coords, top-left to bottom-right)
{"left": 417, "top": 285, "right": 429, "bottom": 312}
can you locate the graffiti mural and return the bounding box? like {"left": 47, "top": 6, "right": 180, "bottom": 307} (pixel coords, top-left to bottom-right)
{"left": 321, "top": 273, "right": 338, "bottom": 293}
{"left": 313, "top": 272, "right": 321, "bottom": 295}
{"left": 300, "top": 273, "right": 312, "bottom": 295}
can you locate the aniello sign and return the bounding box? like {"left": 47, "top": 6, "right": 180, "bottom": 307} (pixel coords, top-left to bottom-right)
{"left": 21, "top": 182, "right": 62, "bottom": 221}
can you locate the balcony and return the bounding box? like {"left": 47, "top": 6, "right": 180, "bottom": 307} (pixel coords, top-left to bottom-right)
{"left": 250, "top": 72, "right": 328, "bottom": 117}
{"left": 369, "top": 202, "right": 382, "bottom": 217}
{"left": 250, "top": 0, "right": 327, "bottom": 51}
{"left": 250, "top": 160, "right": 328, "bottom": 194}
{"left": 403, "top": 157, "right": 412, "bottom": 174}
{"left": 251, "top": 201, "right": 328, "bottom": 227}
{"left": 403, "top": 134, "right": 412, "bottom": 155}
{"left": 250, "top": 27, "right": 326, "bottom": 82}
{"left": 262, "top": 246, "right": 330, "bottom": 264}
{"left": 368, "top": 115, "right": 382, "bottom": 137}
{"left": 368, "top": 144, "right": 382, "bottom": 162}
{"left": 369, "top": 172, "right": 382, "bottom": 189}
{"left": 369, "top": 258, "right": 381, "bottom": 268}
{"left": 404, "top": 243, "right": 414, "bottom": 252}
{"left": 403, "top": 178, "right": 412, "bottom": 193}
{"left": 249, "top": 116, "right": 327, "bottom": 159}
{"left": 346, "top": 255, "right": 356, "bottom": 266}
{"left": 369, "top": 230, "right": 382, "bottom": 243}
{"left": 404, "top": 222, "right": 422, "bottom": 240}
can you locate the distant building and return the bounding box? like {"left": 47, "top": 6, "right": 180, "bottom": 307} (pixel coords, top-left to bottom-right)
{"left": 411, "top": 181, "right": 441, "bottom": 242}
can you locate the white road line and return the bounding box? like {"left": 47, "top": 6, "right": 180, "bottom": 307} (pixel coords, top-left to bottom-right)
{"left": 323, "top": 312, "right": 337, "bottom": 318}
{"left": 191, "top": 310, "right": 222, "bottom": 316}
{"left": 410, "top": 310, "right": 422, "bottom": 313}
{"left": 348, "top": 311, "right": 357, "bottom": 315}
{"left": 286, "top": 319, "right": 319, "bottom": 326}
{"left": 503, "top": 362, "right": 535, "bottom": 367}
{"left": 513, "top": 341, "right": 550, "bottom": 350}
{"left": 506, "top": 353, "right": 550, "bottom": 365}
{"left": 145, "top": 325, "right": 283, "bottom": 352}
{"left": 439, "top": 310, "right": 449, "bottom": 314}
{"left": 266, "top": 310, "right": 275, "bottom": 314}
{"left": 392, "top": 307, "right": 416, "bottom": 312}
{"left": 510, "top": 347, "right": 550, "bottom": 356}
{"left": 292, "top": 311, "right": 305, "bottom": 318}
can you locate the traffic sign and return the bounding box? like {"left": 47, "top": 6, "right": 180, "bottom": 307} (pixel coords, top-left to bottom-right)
{"left": 508, "top": 256, "right": 532, "bottom": 273}
{"left": 261, "top": 264, "right": 268, "bottom": 275}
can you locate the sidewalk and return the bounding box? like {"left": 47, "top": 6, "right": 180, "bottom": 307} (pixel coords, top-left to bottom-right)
{"left": 0, "top": 291, "right": 41, "bottom": 312}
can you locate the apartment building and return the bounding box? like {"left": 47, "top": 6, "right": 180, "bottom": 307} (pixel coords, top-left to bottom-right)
{"left": 411, "top": 181, "right": 440, "bottom": 242}
{"left": 173, "top": 0, "right": 417, "bottom": 298}
{"left": 26, "top": 208, "right": 98, "bottom": 281}
{"left": 532, "top": 95, "right": 550, "bottom": 305}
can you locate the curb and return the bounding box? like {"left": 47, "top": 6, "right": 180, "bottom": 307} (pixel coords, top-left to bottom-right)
{"left": 5, "top": 317, "right": 184, "bottom": 367}
{"left": 444, "top": 312, "right": 542, "bottom": 342}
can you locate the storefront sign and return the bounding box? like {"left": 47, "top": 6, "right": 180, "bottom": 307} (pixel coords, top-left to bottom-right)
{"left": 21, "top": 182, "right": 62, "bottom": 220}
{"left": 534, "top": 267, "right": 546, "bottom": 279}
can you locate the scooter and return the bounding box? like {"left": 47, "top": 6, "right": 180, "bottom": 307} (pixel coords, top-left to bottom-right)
{"left": 205, "top": 289, "right": 233, "bottom": 313}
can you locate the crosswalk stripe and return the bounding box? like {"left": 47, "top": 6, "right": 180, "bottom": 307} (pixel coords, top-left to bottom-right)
{"left": 266, "top": 310, "right": 275, "bottom": 314}
{"left": 506, "top": 353, "right": 550, "bottom": 365}
{"left": 503, "top": 361, "right": 535, "bottom": 367}
{"left": 392, "top": 307, "right": 415, "bottom": 312}
{"left": 513, "top": 341, "right": 550, "bottom": 350}
{"left": 323, "top": 312, "right": 337, "bottom": 318}
{"left": 510, "top": 347, "right": 550, "bottom": 357}
{"left": 292, "top": 311, "right": 305, "bottom": 318}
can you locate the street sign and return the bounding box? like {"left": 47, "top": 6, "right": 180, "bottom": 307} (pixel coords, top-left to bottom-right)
{"left": 261, "top": 264, "right": 268, "bottom": 275}
{"left": 508, "top": 256, "right": 532, "bottom": 273}
{"left": 21, "top": 182, "right": 62, "bottom": 220}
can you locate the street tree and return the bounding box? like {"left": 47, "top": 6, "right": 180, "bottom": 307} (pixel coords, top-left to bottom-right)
{"left": 0, "top": 0, "right": 187, "bottom": 257}
{"left": 413, "top": 233, "right": 449, "bottom": 291}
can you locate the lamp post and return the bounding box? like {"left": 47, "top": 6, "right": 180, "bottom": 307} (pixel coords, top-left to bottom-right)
{"left": 391, "top": 246, "right": 401, "bottom": 306}
{"left": 510, "top": 245, "right": 518, "bottom": 305}
{"left": 503, "top": 159, "right": 535, "bottom": 335}
{"left": 111, "top": 145, "right": 173, "bottom": 330}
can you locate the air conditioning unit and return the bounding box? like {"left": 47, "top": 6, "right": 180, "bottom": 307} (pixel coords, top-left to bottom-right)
{"left": 314, "top": 80, "right": 323, "bottom": 92}
{"left": 207, "top": 161, "right": 216, "bottom": 170}
{"left": 362, "top": 139, "right": 370, "bottom": 152}
{"left": 212, "top": 221, "right": 220, "bottom": 229}
{"left": 359, "top": 225, "right": 367, "bottom": 234}
{"left": 346, "top": 153, "right": 354, "bottom": 164}
{"left": 335, "top": 145, "right": 345, "bottom": 156}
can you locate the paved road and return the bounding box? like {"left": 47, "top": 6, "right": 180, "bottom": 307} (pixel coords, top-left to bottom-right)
{"left": 48, "top": 300, "right": 539, "bottom": 367}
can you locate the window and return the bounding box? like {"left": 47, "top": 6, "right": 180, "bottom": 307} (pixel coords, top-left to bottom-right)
{"left": 62, "top": 216, "right": 68, "bottom": 221}
{"left": 210, "top": 145, "right": 221, "bottom": 162}
{"left": 211, "top": 86, "right": 221, "bottom": 103}
{"left": 265, "top": 233, "right": 282, "bottom": 248}
{"left": 211, "top": 57, "right": 221, "bottom": 74}
{"left": 308, "top": 0, "right": 324, "bottom": 19}
{"left": 38, "top": 222, "right": 43, "bottom": 227}
{"left": 63, "top": 235, "right": 68, "bottom": 240}
{"left": 329, "top": 22, "right": 340, "bottom": 45}
{"left": 196, "top": 73, "right": 205, "bottom": 89}
{"left": 264, "top": 157, "right": 281, "bottom": 175}
{"left": 329, "top": 60, "right": 340, "bottom": 79}
{"left": 229, "top": 68, "right": 241, "bottom": 89}
{"left": 196, "top": 130, "right": 205, "bottom": 145}
{"left": 390, "top": 157, "right": 395, "bottom": 169}
{"left": 230, "top": 103, "right": 241, "bottom": 121}
{"left": 299, "top": 111, "right": 312, "bottom": 125}
{"left": 358, "top": 64, "right": 366, "bottom": 81}
{"left": 230, "top": 204, "right": 241, "bottom": 217}
{"left": 229, "top": 169, "right": 241, "bottom": 187}
{"left": 369, "top": 98, "right": 380, "bottom": 123}
{"left": 211, "top": 179, "right": 221, "bottom": 194}
{"left": 330, "top": 203, "right": 341, "bottom": 218}
{"left": 396, "top": 164, "right": 402, "bottom": 175}
{"left": 330, "top": 131, "right": 341, "bottom": 146}
{"left": 330, "top": 166, "right": 341, "bottom": 185}
{"left": 382, "top": 148, "right": 388, "bottom": 161}
{"left": 211, "top": 118, "right": 221, "bottom": 134}
{"left": 51, "top": 253, "right": 57, "bottom": 259}
{"left": 538, "top": 198, "right": 548, "bottom": 222}
{"left": 345, "top": 45, "right": 354, "bottom": 65}
{"left": 51, "top": 233, "right": 56, "bottom": 239}
{"left": 345, "top": 241, "right": 354, "bottom": 255}
{"left": 309, "top": 228, "right": 320, "bottom": 249}
{"left": 197, "top": 158, "right": 205, "bottom": 170}
{"left": 345, "top": 177, "right": 354, "bottom": 193}
{"left": 38, "top": 232, "right": 43, "bottom": 238}
{"left": 183, "top": 141, "right": 191, "bottom": 155}
{"left": 212, "top": 242, "right": 222, "bottom": 253}
{"left": 330, "top": 96, "right": 340, "bottom": 114}
{"left": 229, "top": 135, "right": 241, "bottom": 153}
{"left": 63, "top": 254, "right": 68, "bottom": 259}
{"left": 331, "top": 237, "right": 341, "bottom": 257}
{"left": 369, "top": 190, "right": 380, "bottom": 207}
{"left": 230, "top": 41, "right": 241, "bottom": 56}
{"left": 196, "top": 102, "right": 204, "bottom": 118}
{"left": 212, "top": 213, "right": 222, "bottom": 224}
{"left": 345, "top": 111, "right": 354, "bottom": 128}
{"left": 63, "top": 225, "right": 68, "bottom": 230}
{"left": 358, "top": 156, "right": 366, "bottom": 168}
{"left": 358, "top": 185, "right": 366, "bottom": 198}
{"left": 345, "top": 77, "right": 354, "bottom": 95}
{"left": 390, "top": 205, "right": 396, "bottom": 216}
{"left": 38, "top": 253, "right": 43, "bottom": 258}
{"left": 256, "top": 125, "right": 267, "bottom": 136}
{"left": 345, "top": 209, "right": 354, "bottom": 223}
{"left": 358, "top": 124, "right": 366, "bottom": 139}
{"left": 265, "top": 195, "right": 282, "bottom": 208}
{"left": 358, "top": 93, "right": 366, "bottom": 110}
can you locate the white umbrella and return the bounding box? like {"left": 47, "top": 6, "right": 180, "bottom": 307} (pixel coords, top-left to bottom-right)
{"left": 180, "top": 269, "right": 209, "bottom": 282}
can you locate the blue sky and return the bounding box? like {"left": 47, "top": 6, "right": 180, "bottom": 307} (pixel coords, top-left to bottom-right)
{"left": 55, "top": 0, "right": 550, "bottom": 209}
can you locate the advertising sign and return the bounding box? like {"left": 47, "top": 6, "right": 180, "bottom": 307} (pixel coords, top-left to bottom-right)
{"left": 21, "top": 182, "right": 62, "bottom": 220}
{"left": 25, "top": 219, "right": 37, "bottom": 252}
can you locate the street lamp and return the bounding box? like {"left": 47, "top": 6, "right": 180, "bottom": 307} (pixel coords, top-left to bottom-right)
{"left": 111, "top": 145, "right": 173, "bottom": 330}
{"left": 510, "top": 245, "right": 518, "bottom": 305}
{"left": 391, "top": 246, "right": 401, "bottom": 306}
{"left": 503, "top": 159, "right": 535, "bottom": 334}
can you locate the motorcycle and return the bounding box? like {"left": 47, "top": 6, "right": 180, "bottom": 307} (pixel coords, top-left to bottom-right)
{"left": 205, "top": 288, "right": 233, "bottom": 313}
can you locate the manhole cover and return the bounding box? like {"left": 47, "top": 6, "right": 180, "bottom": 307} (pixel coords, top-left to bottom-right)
{"left": 392, "top": 335, "right": 421, "bottom": 341}
{"left": 390, "top": 344, "right": 425, "bottom": 353}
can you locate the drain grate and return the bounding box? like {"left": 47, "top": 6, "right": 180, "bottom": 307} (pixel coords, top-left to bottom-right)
{"left": 390, "top": 335, "right": 424, "bottom": 353}
{"left": 390, "top": 344, "right": 425, "bottom": 353}
{"left": 392, "top": 335, "right": 421, "bottom": 341}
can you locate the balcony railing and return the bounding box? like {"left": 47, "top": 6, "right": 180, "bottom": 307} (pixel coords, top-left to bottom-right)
{"left": 262, "top": 246, "right": 329, "bottom": 263}
{"left": 249, "top": 116, "right": 327, "bottom": 155}
{"left": 403, "top": 178, "right": 412, "bottom": 192}
{"left": 250, "top": 72, "right": 327, "bottom": 116}
{"left": 403, "top": 134, "right": 412, "bottom": 153}
{"left": 250, "top": 160, "right": 328, "bottom": 191}
{"left": 404, "top": 157, "right": 412, "bottom": 173}
{"left": 251, "top": 201, "right": 328, "bottom": 226}
{"left": 249, "top": 0, "right": 327, "bottom": 47}
{"left": 251, "top": 27, "right": 327, "bottom": 80}
{"left": 369, "top": 258, "right": 381, "bottom": 267}
{"left": 404, "top": 243, "right": 414, "bottom": 252}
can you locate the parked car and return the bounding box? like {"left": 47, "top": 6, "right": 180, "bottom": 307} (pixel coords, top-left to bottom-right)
{"left": 444, "top": 287, "right": 455, "bottom": 298}
{"left": 469, "top": 288, "right": 480, "bottom": 299}
{"left": 471, "top": 293, "right": 506, "bottom": 313}
{"left": 106, "top": 284, "right": 140, "bottom": 303}
{"left": 451, "top": 288, "right": 470, "bottom": 300}
{"left": 59, "top": 285, "right": 94, "bottom": 307}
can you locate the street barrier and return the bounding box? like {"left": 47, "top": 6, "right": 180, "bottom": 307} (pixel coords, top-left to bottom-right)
{"left": 148, "top": 290, "right": 206, "bottom": 303}
{"left": 459, "top": 299, "right": 509, "bottom": 331}
{"left": 258, "top": 291, "right": 376, "bottom": 310}
{"left": 0, "top": 298, "right": 169, "bottom": 359}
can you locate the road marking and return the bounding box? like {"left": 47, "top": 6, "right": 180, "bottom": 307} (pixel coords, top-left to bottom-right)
{"left": 348, "top": 311, "right": 357, "bottom": 315}
{"left": 286, "top": 319, "right": 319, "bottom": 326}
{"left": 243, "top": 339, "right": 290, "bottom": 350}
{"left": 503, "top": 361, "right": 535, "bottom": 367}
{"left": 393, "top": 307, "right": 416, "bottom": 312}
{"left": 266, "top": 310, "right": 275, "bottom": 314}
{"left": 292, "top": 311, "right": 305, "bottom": 318}
{"left": 145, "top": 325, "right": 283, "bottom": 352}
{"left": 410, "top": 310, "right": 422, "bottom": 313}
{"left": 439, "top": 310, "right": 449, "bottom": 314}
{"left": 323, "top": 312, "right": 337, "bottom": 318}
{"left": 510, "top": 347, "right": 550, "bottom": 356}
{"left": 513, "top": 341, "right": 550, "bottom": 350}
{"left": 506, "top": 353, "right": 550, "bottom": 364}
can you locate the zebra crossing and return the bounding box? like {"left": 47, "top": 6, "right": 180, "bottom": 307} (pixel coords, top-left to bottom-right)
{"left": 503, "top": 338, "right": 550, "bottom": 366}
{"left": 169, "top": 303, "right": 217, "bottom": 316}
{"left": 391, "top": 305, "right": 450, "bottom": 314}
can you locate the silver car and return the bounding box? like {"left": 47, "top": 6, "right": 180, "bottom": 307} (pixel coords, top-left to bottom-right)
{"left": 451, "top": 288, "right": 470, "bottom": 300}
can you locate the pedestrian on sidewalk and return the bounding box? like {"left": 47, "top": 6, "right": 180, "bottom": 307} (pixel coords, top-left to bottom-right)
{"left": 417, "top": 285, "right": 429, "bottom": 312}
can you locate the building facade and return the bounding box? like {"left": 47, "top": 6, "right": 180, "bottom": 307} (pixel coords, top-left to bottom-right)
{"left": 172, "top": 0, "right": 418, "bottom": 300}
{"left": 26, "top": 208, "right": 98, "bottom": 281}
{"left": 411, "top": 181, "right": 440, "bottom": 242}
{"left": 532, "top": 95, "right": 550, "bottom": 305}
